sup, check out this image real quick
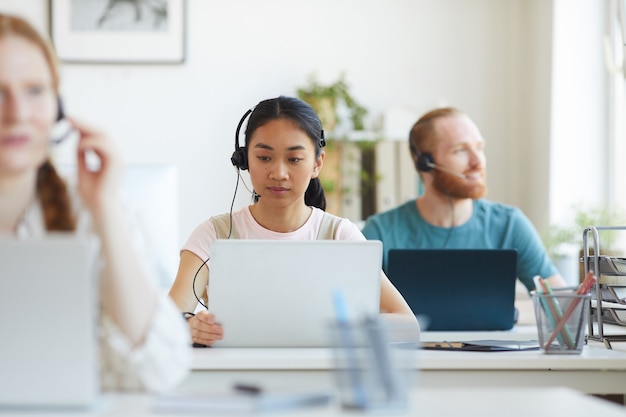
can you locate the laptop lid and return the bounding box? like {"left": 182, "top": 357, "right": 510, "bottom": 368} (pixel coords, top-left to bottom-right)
{"left": 208, "top": 240, "right": 382, "bottom": 347}
{"left": 387, "top": 249, "right": 518, "bottom": 331}
{"left": 0, "top": 235, "right": 100, "bottom": 409}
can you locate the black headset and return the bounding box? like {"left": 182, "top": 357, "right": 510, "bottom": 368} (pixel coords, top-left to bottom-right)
{"left": 230, "top": 109, "right": 253, "bottom": 171}
{"left": 50, "top": 97, "right": 73, "bottom": 146}
{"left": 230, "top": 106, "right": 328, "bottom": 171}
{"left": 56, "top": 96, "right": 64, "bottom": 122}
{"left": 409, "top": 138, "right": 435, "bottom": 173}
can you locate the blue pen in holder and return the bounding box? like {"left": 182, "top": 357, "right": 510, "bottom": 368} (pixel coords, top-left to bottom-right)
{"left": 327, "top": 313, "right": 415, "bottom": 412}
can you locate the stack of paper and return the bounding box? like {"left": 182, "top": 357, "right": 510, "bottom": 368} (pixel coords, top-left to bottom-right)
{"left": 589, "top": 257, "right": 626, "bottom": 325}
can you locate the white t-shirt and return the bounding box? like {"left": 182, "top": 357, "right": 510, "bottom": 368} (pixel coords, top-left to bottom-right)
{"left": 182, "top": 206, "right": 365, "bottom": 262}
{"left": 17, "top": 188, "right": 190, "bottom": 392}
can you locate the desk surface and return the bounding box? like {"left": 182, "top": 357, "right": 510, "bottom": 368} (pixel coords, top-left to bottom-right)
{"left": 187, "top": 324, "right": 626, "bottom": 396}
{"left": 192, "top": 343, "right": 626, "bottom": 371}
{"left": 1, "top": 387, "right": 624, "bottom": 417}
{"left": 192, "top": 325, "right": 626, "bottom": 371}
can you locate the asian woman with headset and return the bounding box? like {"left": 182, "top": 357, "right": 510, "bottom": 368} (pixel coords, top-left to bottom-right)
{"left": 168, "top": 95, "right": 417, "bottom": 346}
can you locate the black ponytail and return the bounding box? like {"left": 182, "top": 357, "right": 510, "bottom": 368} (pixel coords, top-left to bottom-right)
{"left": 304, "top": 178, "right": 326, "bottom": 211}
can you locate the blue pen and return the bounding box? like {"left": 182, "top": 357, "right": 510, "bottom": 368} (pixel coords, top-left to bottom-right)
{"left": 332, "top": 289, "right": 368, "bottom": 409}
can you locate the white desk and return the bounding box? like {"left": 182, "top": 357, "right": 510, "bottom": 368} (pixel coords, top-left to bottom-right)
{"left": 1, "top": 387, "right": 625, "bottom": 416}
{"left": 186, "top": 325, "right": 626, "bottom": 396}
{"left": 419, "top": 324, "right": 626, "bottom": 394}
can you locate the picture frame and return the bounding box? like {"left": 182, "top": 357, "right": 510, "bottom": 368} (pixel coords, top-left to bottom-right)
{"left": 49, "top": 0, "right": 186, "bottom": 64}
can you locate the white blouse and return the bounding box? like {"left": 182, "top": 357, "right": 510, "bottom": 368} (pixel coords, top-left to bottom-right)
{"left": 16, "top": 189, "right": 191, "bottom": 392}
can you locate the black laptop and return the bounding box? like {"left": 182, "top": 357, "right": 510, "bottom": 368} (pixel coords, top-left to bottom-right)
{"left": 387, "top": 249, "right": 518, "bottom": 331}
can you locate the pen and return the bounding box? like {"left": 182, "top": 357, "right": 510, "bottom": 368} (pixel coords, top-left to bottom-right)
{"left": 364, "top": 316, "right": 400, "bottom": 402}
{"left": 332, "top": 289, "right": 368, "bottom": 409}
{"left": 544, "top": 271, "right": 596, "bottom": 349}
{"left": 234, "top": 383, "right": 263, "bottom": 395}
{"left": 533, "top": 276, "right": 574, "bottom": 348}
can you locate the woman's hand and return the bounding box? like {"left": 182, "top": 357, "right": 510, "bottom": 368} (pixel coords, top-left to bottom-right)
{"left": 69, "top": 117, "right": 124, "bottom": 214}
{"left": 188, "top": 310, "right": 223, "bottom": 346}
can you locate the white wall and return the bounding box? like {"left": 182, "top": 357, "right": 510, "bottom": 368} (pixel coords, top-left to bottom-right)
{"left": 0, "top": 0, "right": 609, "bottom": 248}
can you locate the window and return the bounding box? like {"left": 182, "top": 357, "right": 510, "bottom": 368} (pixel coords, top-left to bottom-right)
{"left": 607, "top": 0, "right": 626, "bottom": 247}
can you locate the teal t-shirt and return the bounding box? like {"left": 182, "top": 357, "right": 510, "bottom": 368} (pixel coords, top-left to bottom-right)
{"left": 361, "top": 199, "right": 557, "bottom": 292}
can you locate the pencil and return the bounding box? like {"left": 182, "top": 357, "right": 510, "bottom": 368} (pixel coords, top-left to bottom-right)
{"left": 544, "top": 272, "right": 596, "bottom": 350}
{"left": 534, "top": 276, "right": 574, "bottom": 348}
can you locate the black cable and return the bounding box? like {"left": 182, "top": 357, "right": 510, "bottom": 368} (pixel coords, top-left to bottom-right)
{"left": 192, "top": 256, "right": 210, "bottom": 310}
{"left": 228, "top": 168, "right": 241, "bottom": 239}
{"left": 441, "top": 193, "right": 455, "bottom": 249}
{"left": 192, "top": 167, "right": 241, "bottom": 310}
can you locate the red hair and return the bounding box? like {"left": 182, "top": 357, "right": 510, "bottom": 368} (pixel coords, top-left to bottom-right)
{"left": 0, "top": 14, "right": 75, "bottom": 231}
{"left": 409, "top": 107, "right": 465, "bottom": 156}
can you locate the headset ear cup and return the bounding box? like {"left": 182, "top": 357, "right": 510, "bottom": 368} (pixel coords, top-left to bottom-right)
{"left": 230, "top": 147, "right": 248, "bottom": 171}
{"left": 233, "top": 108, "right": 253, "bottom": 171}
{"left": 416, "top": 152, "right": 434, "bottom": 172}
{"left": 56, "top": 96, "right": 64, "bottom": 122}
{"left": 49, "top": 96, "right": 73, "bottom": 146}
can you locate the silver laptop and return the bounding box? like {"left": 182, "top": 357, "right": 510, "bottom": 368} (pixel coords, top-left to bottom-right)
{"left": 208, "top": 240, "right": 382, "bottom": 347}
{"left": 0, "top": 235, "right": 100, "bottom": 409}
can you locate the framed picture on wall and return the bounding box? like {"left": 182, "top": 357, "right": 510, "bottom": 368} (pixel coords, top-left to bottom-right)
{"left": 49, "top": 0, "right": 186, "bottom": 64}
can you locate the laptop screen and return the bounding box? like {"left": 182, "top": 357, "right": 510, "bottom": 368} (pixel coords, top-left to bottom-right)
{"left": 0, "top": 235, "right": 100, "bottom": 409}
{"left": 387, "top": 249, "right": 518, "bottom": 331}
{"left": 208, "top": 240, "right": 383, "bottom": 347}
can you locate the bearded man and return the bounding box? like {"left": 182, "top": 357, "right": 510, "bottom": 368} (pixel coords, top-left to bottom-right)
{"left": 362, "top": 107, "right": 565, "bottom": 292}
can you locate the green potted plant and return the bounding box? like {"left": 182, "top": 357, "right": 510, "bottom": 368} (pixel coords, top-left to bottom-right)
{"left": 542, "top": 204, "right": 626, "bottom": 283}
{"left": 296, "top": 73, "right": 367, "bottom": 133}
{"left": 296, "top": 73, "right": 376, "bottom": 219}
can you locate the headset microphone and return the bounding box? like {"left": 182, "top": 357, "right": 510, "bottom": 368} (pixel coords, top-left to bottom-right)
{"left": 424, "top": 161, "right": 467, "bottom": 179}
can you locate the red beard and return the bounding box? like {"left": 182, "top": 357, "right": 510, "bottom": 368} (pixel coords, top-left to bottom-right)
{"left": 432, "top": 169, "right": 487, "bottom": 199}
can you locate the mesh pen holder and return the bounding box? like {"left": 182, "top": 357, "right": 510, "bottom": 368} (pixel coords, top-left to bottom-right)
{"left": 532, "top": 291, "right": 591, "bottom": 354}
